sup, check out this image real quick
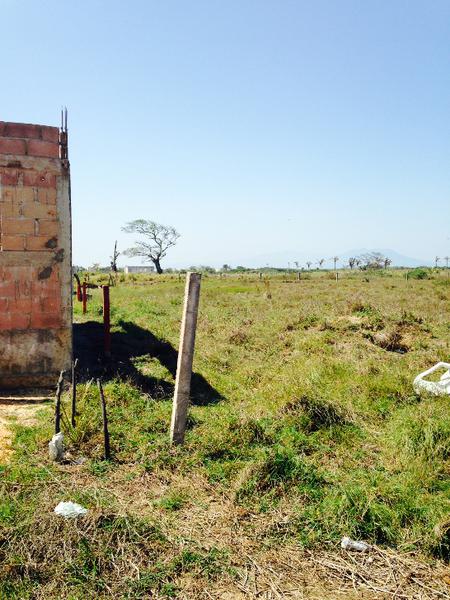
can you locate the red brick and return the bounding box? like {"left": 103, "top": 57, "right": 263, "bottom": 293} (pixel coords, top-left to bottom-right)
{"left": 27, "top": 139, "right": 59, "bottom": 159}
{"left": 39, "top": 296, "right": 61, "bottom": 313}
{"left": 23, "top": 202, "right": 57, "bottom": 219}
{"left": 3, "top": 122, "right": 41, "bottom": 139}
{"left": 41, "top": 126, "right": 59, "bottom": 143}
{"left": 22, "top": 170, "right": 56, "bottom": 188}
{"left": 37, "top": 188, "right": 57, "bottom": 204}
{"left": 12, "top": 297, "right": 32, "bottom": 313}
{"left": 1, "top": 186, "right": 16, "bottom": 203}
{"left": 0, "top": 169, "right": 18, "bottom": 185}
{"left": 1, "top": 235, "right": 25, "bottom": 251}
{"left": 0, "top": 312, "right": 30, "bottom": 330}
{"left": 0, "top": 138, "right": 27, "bottom": 155}
{"left": 0, "top": 218, "right": 35, "bottom": 235}
{"left": 36, "top": 220, "right": 58, "bottom": 236}
{"left": 0, "top": 298, "right": 8, "bottom": 310}
{"left": 0, "top": 267, "right": 13, "bottom": 281}
{"left": 0, "top": 281, "right": 16, "bottom": 297}
{"left": 0, "top": 203, "right": 13, "bottom": 219}
{"left": 30, "top": 312, "right": 61, "bottom": 329}
{"left": 32, "top": 281, "right": 59, "bottom": 298}
{"left": 25, "top": 235, "right": 57, "bottom": 251}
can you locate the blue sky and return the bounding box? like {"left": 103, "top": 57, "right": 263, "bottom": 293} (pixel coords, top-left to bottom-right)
{"left": 1, "top": 0, "right": 449, "bottom": 268}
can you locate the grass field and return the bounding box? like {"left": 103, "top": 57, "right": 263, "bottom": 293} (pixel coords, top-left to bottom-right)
{"left": 1, "top": 269, "right": 449, "bottom": 598}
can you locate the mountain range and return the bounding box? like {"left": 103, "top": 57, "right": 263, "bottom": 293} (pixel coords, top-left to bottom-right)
{"left": 243, "top": 248, "right": 429, "bottom": 269}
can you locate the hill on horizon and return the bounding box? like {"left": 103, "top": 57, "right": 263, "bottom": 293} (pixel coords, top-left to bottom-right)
{"left": 242, "top": 247, "right": 429, "bottom": 269}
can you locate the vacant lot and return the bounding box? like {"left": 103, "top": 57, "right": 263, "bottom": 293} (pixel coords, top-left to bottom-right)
{"left": 1, "top": 270, "right": 449, "bottom": 598}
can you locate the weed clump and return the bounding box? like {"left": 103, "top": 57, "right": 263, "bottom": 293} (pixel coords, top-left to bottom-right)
{"left": 368, "top": 329, "right": 409, "bottom": 353}
{"left": 235, "top": 448, "right": 324, "bottom": 504}
{"left": 284, "top": 395, "right": 351, "bottom": 432}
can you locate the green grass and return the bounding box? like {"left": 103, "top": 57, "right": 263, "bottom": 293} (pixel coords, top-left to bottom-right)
{"left": 0, "top": 269, "right": 449, "bottom": 597}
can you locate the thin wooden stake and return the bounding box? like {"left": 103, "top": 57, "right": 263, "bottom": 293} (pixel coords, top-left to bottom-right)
{"left": 55, "top": 370, "right": 65, "bottom": 434}
{"left": 170, "top": 272, "right": 202, "bottom": 445}
{"left": 71, "top": 358, "right": 78, "bottom": 427}
{"left": 97, "top": 379, "right": 111, "bottom": 460}
{"left": 103, "top": 285, "right": 111, "bottom": 357}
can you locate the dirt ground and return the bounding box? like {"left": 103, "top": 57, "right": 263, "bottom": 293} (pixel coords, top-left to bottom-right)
{"left": 0, "top": 393, "right": 51, "bottom": 463}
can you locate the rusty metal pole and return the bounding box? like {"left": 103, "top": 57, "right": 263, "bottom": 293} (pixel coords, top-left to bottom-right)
{"left": 170, "top": 272, "right": 201, "bottom": 445}
{"left": 103, "top": 285, "right": 111, "bottom": 357}
{"left": 82, "top": 282, "right": 87, "bottom": 314}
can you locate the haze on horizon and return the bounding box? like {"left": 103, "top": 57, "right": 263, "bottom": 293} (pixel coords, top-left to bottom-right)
{"left": 1, "top": 0, "right": 449, "bottom": 269}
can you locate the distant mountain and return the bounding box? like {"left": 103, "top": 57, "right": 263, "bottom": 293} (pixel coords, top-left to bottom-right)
{"left": 244, "top": 248, "right": 429, "bottom": 268}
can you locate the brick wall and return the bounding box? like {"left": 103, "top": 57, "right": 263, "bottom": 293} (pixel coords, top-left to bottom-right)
{"left": 0, "top": 121, "right": 72, "bottom": 388}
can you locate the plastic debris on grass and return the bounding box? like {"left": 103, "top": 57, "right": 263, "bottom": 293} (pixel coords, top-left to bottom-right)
{"left": 54, "top": 501, "right": 88, "bottom": 518}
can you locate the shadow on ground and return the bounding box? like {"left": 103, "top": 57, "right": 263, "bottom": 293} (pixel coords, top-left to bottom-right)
{"left": 73, "top": 320, "right": 223, "bottom": 406}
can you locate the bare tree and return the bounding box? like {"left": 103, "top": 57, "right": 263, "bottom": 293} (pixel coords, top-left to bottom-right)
{"left": 317, "top": 258, "right": 325, "bottom": 269}
{"left": 294, "top": 261, "right": 299, "bottom": 269}
{"left": 435, "top": 256, "right": 440, "bottom": 268}
{"left": 444, "top": 256, "right": 449, "bottom": 269}
{"left": 306, "top": 261, "right": 312, "bottom": 270}
{"left": 384, "top": 257, "right": 392, "bottom": 269}
{"left": 348, "top": 257, "right": 356, "bottom": 270}
{"left": 332, "top": 256, "right": 339, "bottom": 271}
{"left": 110, "top": 241, "right": 120, "bottom": 273}
{"left": 122, "top": 220, "right": 180, "bottom": 274}
{"left": 359, "top": 252, "right": 385, "bottom": 269}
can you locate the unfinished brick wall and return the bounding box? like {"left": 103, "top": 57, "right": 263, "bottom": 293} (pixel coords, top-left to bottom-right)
{"left": 0, "top": 121, "right": 72, "bottom": 388}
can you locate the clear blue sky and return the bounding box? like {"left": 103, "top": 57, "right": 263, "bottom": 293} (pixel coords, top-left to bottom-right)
{"left": 2, "top": 0, "right": 449, "bottom": 267}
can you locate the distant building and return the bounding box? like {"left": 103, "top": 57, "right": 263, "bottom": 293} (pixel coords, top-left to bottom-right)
{"left": 124, "top": 265, "right": 155, "bottom": 274}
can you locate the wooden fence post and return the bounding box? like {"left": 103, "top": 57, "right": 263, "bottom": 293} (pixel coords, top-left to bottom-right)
{"left": 170, "top": 272, "right": 202, "bottom": 445}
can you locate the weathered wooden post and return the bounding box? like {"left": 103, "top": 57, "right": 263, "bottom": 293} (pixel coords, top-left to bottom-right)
{"left": 297, "top": 271, "right": 301, "bottom": 281}
{"left": 170, "top": 272, "right": 202, "bottom": 445}
{"left": 335, "top": 272, "right": 339, "bottom": 282}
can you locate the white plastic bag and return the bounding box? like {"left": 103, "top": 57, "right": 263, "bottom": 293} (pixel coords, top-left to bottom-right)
{"left": 49, "top": 432, "right": 64, "bottom": 462}
{"left": 413, "top": 362, "right": 450, "bottom": 396}
{"left": 341, "top": 536, "right": 370, "bottom": 552}
{"left": 54, "top": 501, "right": 88, "bottom": 518}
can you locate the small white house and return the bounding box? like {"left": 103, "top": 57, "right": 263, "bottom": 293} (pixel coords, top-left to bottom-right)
{"left": 124, "top": 265, "right": 155, "bottom": 274}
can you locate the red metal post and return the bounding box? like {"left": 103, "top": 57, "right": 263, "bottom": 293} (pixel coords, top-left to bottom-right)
{"left": 77, "top": 282, "right": 82, "bottom": 302}
{"left": 103, "top": 285, "right": 111, "bottom": 357}
{"left": 82, "top": 282, "right": 87, "bottom": 314}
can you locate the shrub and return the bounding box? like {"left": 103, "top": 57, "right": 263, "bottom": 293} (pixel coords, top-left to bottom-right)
{"left": 407, "top": 268, "right": 430, "bottom": 280}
